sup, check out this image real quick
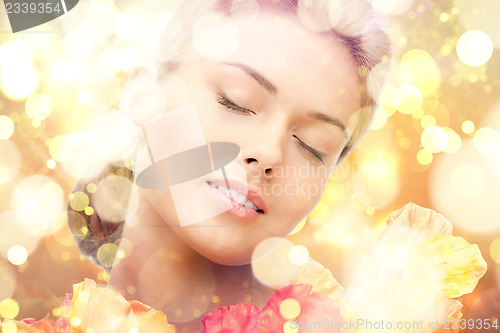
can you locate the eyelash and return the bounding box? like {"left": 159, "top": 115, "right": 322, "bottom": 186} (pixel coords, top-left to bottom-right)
{"left": 216, "top": 95, "right": 325, "bottom": 164}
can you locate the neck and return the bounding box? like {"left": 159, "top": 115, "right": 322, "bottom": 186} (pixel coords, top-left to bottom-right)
{"left": 106, "top": 194, "right": 273, "bottom": 329}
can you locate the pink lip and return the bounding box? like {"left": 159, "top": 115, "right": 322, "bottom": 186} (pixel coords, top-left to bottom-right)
{"left": 207, "top": 179, "right": 266, "bottom": 219}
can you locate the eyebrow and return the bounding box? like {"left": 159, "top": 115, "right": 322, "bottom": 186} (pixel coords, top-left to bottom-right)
{"left": 220, "top": 62, "right": 278, "bottom": 95}
{"left": 308, "top": 112, "right": 347, "bottom": 133}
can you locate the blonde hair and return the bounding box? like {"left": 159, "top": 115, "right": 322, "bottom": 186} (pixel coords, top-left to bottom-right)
{"left": 68, "top": 0, "right": 392, "bottom": 270}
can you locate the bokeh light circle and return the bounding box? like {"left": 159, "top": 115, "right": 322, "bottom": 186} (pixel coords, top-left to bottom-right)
{"left": 0, "top": 298, "right": 20, "bottom": 319}
{"left": 473, "top": 127, "right": 500, "bottom": 155}
{"left": 430, "top": 140, "right": 500, "bottom": 234}
{"left": 450, "top": 163, "right": 486, "bottom": 198}
{"left": 456, "top": 30, "right": 493, "bottom": 67}
{"left": 490, "top": 238, "right": 500, "bottom": 264}
{"left": 394, "top": 84, "right": 423, "bottom": 115}
{"left": 400, "top": 49, "right": 435, "bottom": 83}
{"left": 1, "top": 62, "right": 38, "bottom": 100}
{"left": 86, "top": 111, "right": 140, "bottom": 161}
{"left": 13, "top": 175, "right": 65, "bottom": 236}
{"left": 0, "top": 115, "right": 15, "bottom": 140}
{"left": 288, "top": 245, "right": 309, "bottom": 266}
{"left": 63, "top": 29, "right": 94, "bottom": 60}
{"left": 421, "top": 126, "right": 448, "bottom": 153}
{"left": 25, "top": 93, "right": 53, "bottom": 121}
{"left": 78, "top": 68, "right": 121, "bottom": 110}
{"left": 279, "top": 298, "right": 301, "bottom": 319}
{"left": 252, "top": 238, "right": 301, "bottom": 288}
{"left": 7, "top": 245, "right": 28, "bottom": 266}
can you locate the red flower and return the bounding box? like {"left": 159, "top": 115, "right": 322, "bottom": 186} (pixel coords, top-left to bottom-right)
{"left": 202, "top": 302, "right": 260, "bottom": 333}
{"left": 202, "top": 284, "right": 343, "bottom": 333}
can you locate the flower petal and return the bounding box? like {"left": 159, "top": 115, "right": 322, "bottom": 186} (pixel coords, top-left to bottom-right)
{"left": 292, "top": 258, "right": 344, "bottom": 301}
{"left": 409, "top": 234, "right": 487, "bottom": 298}
{"left": 201, "top": 302, "right": 260, "bottom": 333}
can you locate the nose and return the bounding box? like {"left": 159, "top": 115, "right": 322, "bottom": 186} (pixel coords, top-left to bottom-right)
{"left": 243, "top": 127, "right": 284, "bottom": 179}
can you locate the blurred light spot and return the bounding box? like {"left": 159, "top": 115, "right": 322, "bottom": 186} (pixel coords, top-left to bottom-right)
{"left": 401, "top": 49, "right": 435, "bottom": 83}
{"left": 46, "top": 159, "right": 56, "bottom": 169}
{"left": 87, "top": 183, "right": 97, "bottom": 193}
{"left": 69, "top": 191, "right": 90, "bottom": 212}
{"left": 289, "top": 217, "right": 306, "bottom": 236}
{"left": 49, "top": 135, "right": 75, "bottom": 162}
{"left": 115, "top": 238, "right": 133, "bottom": 259}
{"left": 78, "top": 68, "right": 121, "bottom": 110}
{"left": 440, "top": 13, "right": 449, "bottom": 22}
{"left": 50, "top": 58, "right": 82, "bottom": 83}
{"left": 84, "top": 206, "right": 94, "bottom": 216}
{"left": 86, "top": 111, "right": 140, "bottom": 161}
{"left": 148, "top": 11, "right": 182, "bottom": 46}
{"left": 372, "top": 0, "right": 414, "bottom": 15}
{"left": 94, "top": 176, "right": 139, "bottom": 222}
{"left": 70, "top": 317, "right": 81, "bottom": 327}
{"left": 288, "top": 245, "right": 309, "bottom": 266}
{"left": 252, "top": 238, "right": 301, "bottom": 288}
{"left": 417, "top": 149, "right": 433, "bottom": 165}
{"left": 193, "top": 14, "right": 240, "bottom": 60}
{"left": 370, "top": 106, "right": 388, "bottom": 131}
{"left": 421, "top": 126, "right": 448, "bottom": 153}
{"left": 97, "top": 243, "right": 119, "bottom": 268}
{"left": 280, "top": 298, "right": 301, "bottom": 319}
{"left": 473, "top": 127, "right": 500, "bottom": 154}
{"left": 0, "top": 115, "right": 14, "bottom": 140}
{"left": 456, "top": 30, "right": 493, "bottom": 67}
{"left": 120, "top": 73, "right": 169, "bottom": 124}
{"left": 283, "top": 320, "right": 300, "bottom": 333}
{"left": 25, "top": 93, "right": 52, "bottom": 121}
{"left": 420, "top": 115, "right": 436, "bottom": 129}
{"left": 490, "top": 238, "right": 500, "bottom": 264}
{"left": 444, "top": 130, "right": 462, "bottom": 154}
{"left": 1, "top": 320, "right": 17, "bottom": 332}
{"left": 13, "top": 175, "right": 65, "bottom": 237}
{"left": 451, "top": 163, "right": 485, "bottom": 198}
{"left": 462, "top": 120, "right": 475, "bottom": 134}
{"left": 0, "top": 298, "right": 19, "bottom": 319}
{"left": 1, "top": 62, "right": 38, "bottom": 100}
{"left": 114, "top": 14, "right": 141, "bottom": 40}
{"left": 394, "top": 84, "right": 423, "bottom": 115}
{"left": 63, "top": 29, "right": 94, "bottom": 59}
{"left": 0, "top": 41, "right": 33, "bottom": 64}
{"left": 7, "top": 245, "right": 28, "bottom": 266}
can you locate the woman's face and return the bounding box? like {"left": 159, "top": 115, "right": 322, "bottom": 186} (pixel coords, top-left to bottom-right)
{"left": 141, "top": 11, "right": 361, "bottom": 265}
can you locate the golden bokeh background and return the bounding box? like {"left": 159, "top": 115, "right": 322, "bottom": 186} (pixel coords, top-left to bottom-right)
{"left": 0, "top": 0, "right": 499, "bottom": 329}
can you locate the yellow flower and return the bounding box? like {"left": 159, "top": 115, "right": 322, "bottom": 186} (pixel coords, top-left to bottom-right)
{"left": 69, "top": 279, "right": 175, "bottom": 333}
{"left": 292, "top": 258, "right": 344, "bottom": 301}
{"left": 409, "top": 234, "right": 487, "bottom": 298}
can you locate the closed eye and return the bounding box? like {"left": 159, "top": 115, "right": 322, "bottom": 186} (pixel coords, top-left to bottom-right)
{"left": 293, "top": 135, "right": 325, "bottom": 164}
{"left": 217, "top": 94, "right": 255, "bottom": 115}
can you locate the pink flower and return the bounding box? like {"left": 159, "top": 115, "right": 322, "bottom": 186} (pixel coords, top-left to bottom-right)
{"left": 202, "top": 302, "right": 260, "bottom": 333}
{"left": 202, "top": 284, "right": 343, "bottom": 333}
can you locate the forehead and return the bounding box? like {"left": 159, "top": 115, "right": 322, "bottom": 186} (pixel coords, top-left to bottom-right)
{"left": 226, "top": 12, "right": 361, "bottom": 119}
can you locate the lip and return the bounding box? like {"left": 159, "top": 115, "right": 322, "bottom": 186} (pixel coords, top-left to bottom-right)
{"left": 207, "top": 179, "right": 266, "bottom": 219}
